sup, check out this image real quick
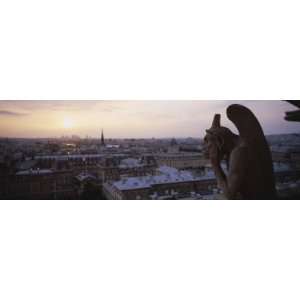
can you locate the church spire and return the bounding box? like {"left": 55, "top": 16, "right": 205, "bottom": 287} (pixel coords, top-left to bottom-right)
{"left": 101, "top": 129, "right": 105, "bottom": 146}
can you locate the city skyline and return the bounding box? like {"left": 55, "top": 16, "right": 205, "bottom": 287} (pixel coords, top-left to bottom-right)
{"left": 0, "top": 100, "right": 299, "bottom": 138}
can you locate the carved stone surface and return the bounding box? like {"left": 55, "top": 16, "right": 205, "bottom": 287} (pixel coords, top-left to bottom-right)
{"left": 204, "top": 104, "right": 276, "bottom": 199}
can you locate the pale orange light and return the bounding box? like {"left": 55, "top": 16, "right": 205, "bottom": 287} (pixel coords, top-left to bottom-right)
{"left": 63, "top": 117, "right": 74, "bottom": 129}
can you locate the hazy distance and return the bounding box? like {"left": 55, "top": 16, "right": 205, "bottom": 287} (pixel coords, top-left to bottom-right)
{"left": 0, "top": 100, "right": 298, "bottom": 138}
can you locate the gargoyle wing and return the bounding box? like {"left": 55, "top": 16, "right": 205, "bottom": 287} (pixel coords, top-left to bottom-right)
{"left": 226, "top": 104, "right": 266, "bottom": 143}
{"left": 226, "top": 104, "right": 276, "bottom": 199}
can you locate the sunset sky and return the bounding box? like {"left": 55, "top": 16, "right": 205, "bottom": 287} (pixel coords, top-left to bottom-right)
{"left": 0, "top": 100, "right": 299, "bottom": 138}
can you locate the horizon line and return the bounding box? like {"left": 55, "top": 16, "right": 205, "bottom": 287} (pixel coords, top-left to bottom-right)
{"left": 1, "top": 132, "right": 300, "bottom": 140}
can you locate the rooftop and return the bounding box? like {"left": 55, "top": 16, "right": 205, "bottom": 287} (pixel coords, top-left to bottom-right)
{"left": 35, "top": 154, "right": 105, "bottom": 160}
{"left": 119, "top": 158, "right": 144, "bottom": 169}
{"left": 16, "top": 169, "right": 53, "bottom": 175}
{"left": 111, "top": 165, "right": 215, "bottom": 191}
{"left": 75, "top": 172, "right": 96, "bottom": 182}
{"left": 156, "top": 152, "right": 201, "bottom": 157}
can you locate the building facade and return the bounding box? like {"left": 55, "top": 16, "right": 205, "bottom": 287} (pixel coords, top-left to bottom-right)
{"left": 155, "top": 152, "right": 205, "bottom": 169}
{"left": 103, "top": 167, "right": 217, "bottom": 200}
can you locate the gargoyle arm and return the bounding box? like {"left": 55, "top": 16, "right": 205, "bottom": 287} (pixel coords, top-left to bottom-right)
{"left": 213, "top": 146, "right": 247, "bottom": 199}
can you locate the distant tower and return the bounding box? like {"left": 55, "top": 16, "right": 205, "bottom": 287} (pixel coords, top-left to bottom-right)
{"left": 101, "top": 129, "right": 105, "bottom": 146}
{"left": 168, "top": 138, "right": 179, "bottom": 153}
{"left": 170, "top": 138, "right": 178, "bottom": 146}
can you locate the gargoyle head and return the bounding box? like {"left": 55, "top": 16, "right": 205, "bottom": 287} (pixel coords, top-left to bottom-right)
{"left": 203, "top": 114, "right": 237, "bottom": 160}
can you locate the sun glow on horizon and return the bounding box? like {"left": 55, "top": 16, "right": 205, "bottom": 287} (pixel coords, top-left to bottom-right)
{"left": 63, "top": 117, "right": 74, "bottom": 129}
{"left": 0, "top": 101, "right": 298, "bottom": 138}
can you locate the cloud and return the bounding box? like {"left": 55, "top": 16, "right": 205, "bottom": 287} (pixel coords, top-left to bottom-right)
{"left": 0, "top": 110, "right": 28, "bottom": 117}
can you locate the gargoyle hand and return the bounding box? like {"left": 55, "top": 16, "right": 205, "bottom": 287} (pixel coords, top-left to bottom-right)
{"left": 209, "top": 144, "right": 222, "bottom": 168}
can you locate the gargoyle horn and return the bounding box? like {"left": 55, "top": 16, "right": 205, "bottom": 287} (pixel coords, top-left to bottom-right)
{"left": 211, "top": 114, "right": 221, "bottom": 128}
{"left": 206, "top": 114, "right": 221, "bottom": 134}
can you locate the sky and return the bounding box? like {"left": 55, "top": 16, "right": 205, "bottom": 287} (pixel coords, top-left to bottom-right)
{"left": 0, "top": 100, "right": 299, "bottom": 138}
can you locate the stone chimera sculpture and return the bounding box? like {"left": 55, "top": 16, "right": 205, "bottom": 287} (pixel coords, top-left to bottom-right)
{"left": 204, "top": 104, "right": 276, "bottom": 199}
